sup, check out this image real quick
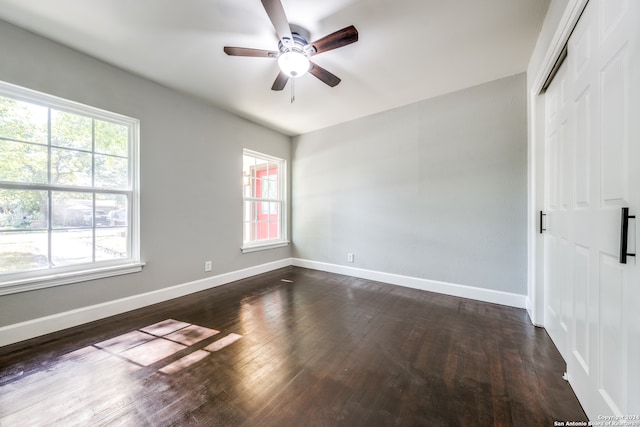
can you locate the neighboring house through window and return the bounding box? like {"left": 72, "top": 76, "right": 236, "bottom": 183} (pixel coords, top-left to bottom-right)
{"left": 242, "top": 149, "right": 287, "bottom": 252}
{"left": 0, "top": 80, "right": 141, "bottom": 295}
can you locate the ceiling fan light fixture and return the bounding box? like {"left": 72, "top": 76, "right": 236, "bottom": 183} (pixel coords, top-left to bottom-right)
{"left": 278, "top": 51, "right": 310, "bottom": 78}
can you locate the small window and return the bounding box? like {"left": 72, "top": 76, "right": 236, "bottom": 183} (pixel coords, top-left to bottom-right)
{"left": 0, "top": 81, "right": 141, "bottom": 294}
{"left": 242, "top": 150, "right": 287, "bottom": 252}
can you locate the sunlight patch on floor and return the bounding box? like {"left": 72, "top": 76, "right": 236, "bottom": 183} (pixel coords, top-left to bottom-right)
{"left": 92, "top": 319, "right": 241, "bottom": 373}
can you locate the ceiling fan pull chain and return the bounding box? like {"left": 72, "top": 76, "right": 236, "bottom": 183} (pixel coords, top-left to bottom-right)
{"left": 291, "top": 77, "right": 295, "bottom": 103}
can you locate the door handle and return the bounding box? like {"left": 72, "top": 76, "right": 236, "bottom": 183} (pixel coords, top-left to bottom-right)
{"left": 620, "top": 207, "right": 636, "bottom": 264}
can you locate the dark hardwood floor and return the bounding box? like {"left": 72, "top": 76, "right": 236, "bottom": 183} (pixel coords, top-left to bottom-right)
{"left": 0, "top": 267, "right": 587, "bottom": 426}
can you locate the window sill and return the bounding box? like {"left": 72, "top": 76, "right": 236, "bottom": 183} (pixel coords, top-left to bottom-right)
{"left": 0, "top": 262, "right": 145, "bottom": 296}
{"left": 241, "top": 241, "right": 290, "bottom": 254}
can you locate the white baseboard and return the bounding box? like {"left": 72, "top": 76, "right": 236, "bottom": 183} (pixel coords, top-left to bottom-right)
{"left": 1, "top": 257, "right": 527, "bottom": 348}
{"left": 0, "top": 258, "right": 292, "bottom": 348}
{"left": 525, "top": 296, "right": 544, "bottom": 327}
{"left": 292, "top": 258, "right": 527, "bottom": 309}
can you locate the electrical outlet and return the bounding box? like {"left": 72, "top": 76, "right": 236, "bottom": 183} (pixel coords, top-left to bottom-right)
{"left": 347, "top": 253, "right": 355, "bottom": 263}
{"left": 204, "top": 261, "right": 212, "bottom": 272}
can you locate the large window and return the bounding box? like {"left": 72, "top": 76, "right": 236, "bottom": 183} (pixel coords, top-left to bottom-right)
{"left": 0, "top": 81, "right": 141, "bottom": 294}
{"left": 242, "top": 150, "right": 287, "bottom": 252}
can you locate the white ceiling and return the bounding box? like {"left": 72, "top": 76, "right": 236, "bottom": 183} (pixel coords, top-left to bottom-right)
{"left": 0, "top": 0, "right": 550, "bottom": 136}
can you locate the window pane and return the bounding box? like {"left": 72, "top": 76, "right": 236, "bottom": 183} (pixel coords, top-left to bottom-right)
{"left": 52, "top": 229, "right": 93, "bottom": 266}
{"left": 243, "top": 200, "right": 255, "bottom": 222}
{"left": 51, "top": 110, "right": 92, "bottom": 150}
{"left": 51, "top": 191, "right": 92, "bottom": 228}
{"left": 243, "top": 180, "right": 252, "bottom": 197}
{"left": 249, "top": 178, "right": 257, "bottom": 198}
{"left": 266, "top": 162, "right": 278, "bottom": 175}
{"left": 51, "top": 147, "right": 92, "bottom": 187}
{"left": 264, "top": 202, "right": 280, "bottom": 239}
{"left": 96, "top": 227, "right": 128, "bottom": 261}
{"left": 109, "top": 206, "right": 127, "bottom": 227}
{"left": 253, "top": 220, "right": 260, "bottom": 242}
{"left": 0, "top": 189, "right": 48, "bottom": 230}
{"left": 261, "top": 199, "right": 278, "bottom": 215}
{"left": 255, "top": 201, "right": 264, "bottom": 222}
{"left": 243, "top": 200, "right": 256, "bottom": 243}
{"left": 95, "top": 120, "right": 127, "bottom": 157}
{"left": 261, "top": 173, "right": 278, "bottom": 200}
{"left": 0, "top": 96, "right": 48, "bottom": 144}
{"left": 271, "top": 201, "right": 281, "bottom": 218}
{"left": 0, "top": 231, "right": 48, "bottom": 273}
{"left": 0, "top": 139, "right": 48, "bottom": 184}
{"left": 243, "top": 155, "right": 256, "bottom": 198}
{"left": 242, "top": 155, "right": 253, "bottom": 171}
{"left": 97, "top": 193, "right": 128, "bottom": 227}
{"left": 95, "top": 154, "right": 128, "bottom": 188}
{"left": 242, "top": 200, "right": 280, "bottom": 242}
{"left": 242, "top": 155, "right": 257, "bottom": 179}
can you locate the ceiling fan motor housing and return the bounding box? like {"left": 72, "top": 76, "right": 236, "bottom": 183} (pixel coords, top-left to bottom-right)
{"left": 278, "top": 29, "right": 316, "bottom": 57}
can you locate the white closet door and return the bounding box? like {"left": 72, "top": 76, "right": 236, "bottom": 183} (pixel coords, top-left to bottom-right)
{"left": 544, "top": 0, "right": 639, "bottom": 418}
{"left": 544, "top": 47, "right": 570, "bottom": 362}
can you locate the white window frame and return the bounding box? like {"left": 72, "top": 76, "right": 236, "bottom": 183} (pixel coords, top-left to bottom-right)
{"left": 241, "top": 149, "right": 288, "bottom": 253}
{"left": 0, "top": 80, "right": 142, "bottom": 295}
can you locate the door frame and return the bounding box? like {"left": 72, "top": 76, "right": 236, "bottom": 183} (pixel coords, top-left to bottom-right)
{"left": 527, "top": 0, "right": 589, "bottom": 326}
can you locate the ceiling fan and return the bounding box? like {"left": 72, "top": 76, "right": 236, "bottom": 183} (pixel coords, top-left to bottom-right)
{"left": 224, "top": 0, "right": 358, "bottom": 93}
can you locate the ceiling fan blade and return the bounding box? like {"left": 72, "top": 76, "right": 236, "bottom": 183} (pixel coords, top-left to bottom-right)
{"left": 310, "top": 25, "right": 358, "bottom": 55}
{"left": 271, "top": 71, "right": 289, "bottom": 91}
{"left": 261, "top": 0, "right": 292, "bottom": 42}
{"left": 309, "top": 62, "right": 341, "bottom": 87}
{"left": 224, "top": 47, "right": 279, "bottom": 58}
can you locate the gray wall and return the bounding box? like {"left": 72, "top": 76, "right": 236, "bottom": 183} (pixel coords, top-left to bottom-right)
{"left": 292, "top": 74, "right": 528, "bottom": 294}
{"left": 0, "top": 20, "right": 291, "bottom": 327}
{"left": 0, "top": 17, "right": 529, "bottom": 329}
